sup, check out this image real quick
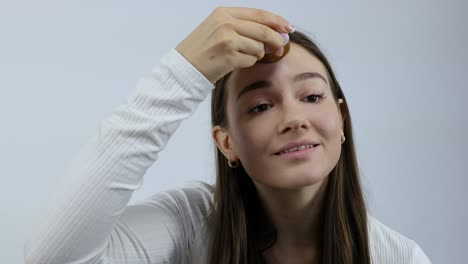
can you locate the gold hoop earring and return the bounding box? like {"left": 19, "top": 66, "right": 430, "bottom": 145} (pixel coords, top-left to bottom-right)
{"left": 228, "top": 159, "right": 239, "bottom": 168}
{"left": 341, "top": 134, "right": 346, "bottom": 144}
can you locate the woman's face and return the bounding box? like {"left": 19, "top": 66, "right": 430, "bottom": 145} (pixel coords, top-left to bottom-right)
{"left": 214, "top": 43, "right": 344, "bottom": 189}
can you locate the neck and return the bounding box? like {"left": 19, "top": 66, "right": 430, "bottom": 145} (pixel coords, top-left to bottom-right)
{"left": 254, "top": 177, "right": 328, "bottom": 248}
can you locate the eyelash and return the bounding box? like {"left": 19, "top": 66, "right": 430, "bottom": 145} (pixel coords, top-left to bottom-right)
{"left": 248, "top": 92, "right": 326, "bottom": 114}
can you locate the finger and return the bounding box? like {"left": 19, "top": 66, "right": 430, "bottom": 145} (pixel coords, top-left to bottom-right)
{"left": 233, "top": 19, "right": 289, "bottom": 51}
{"left": 233, "top": 51, "right": 259, "bottom": 69}
{"left": 234, "top": 34, "right": 265, "bottom": 59}
{"left": 225, "top": 7, "right": 291, "bottom": 33}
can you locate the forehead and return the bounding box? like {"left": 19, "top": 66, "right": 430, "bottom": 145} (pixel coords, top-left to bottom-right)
{"left": 226, "top": 43, "right": 329, "bottom": 96}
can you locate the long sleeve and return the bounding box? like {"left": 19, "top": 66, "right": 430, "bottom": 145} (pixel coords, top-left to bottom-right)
{"left": 24, "top": 49, "right": 214, "bottom": 264}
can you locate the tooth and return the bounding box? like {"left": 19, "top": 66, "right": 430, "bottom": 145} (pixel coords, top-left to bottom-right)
{"left": 280, "top": 144, "right": 317, "bottom": 155}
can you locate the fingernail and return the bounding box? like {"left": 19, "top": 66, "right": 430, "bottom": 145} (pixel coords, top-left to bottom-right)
{"left": 285, "top": 24, "right": 295, "bottom": 33}
{"left": 264, "top": 46, "right": 273, "bottom": 54}
{"left": 279, "top": 32, "right": 289, "bottom": 45}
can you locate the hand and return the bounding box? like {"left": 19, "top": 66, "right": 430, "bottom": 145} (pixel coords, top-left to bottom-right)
{"left": 175, "top": 7, "right": 293, "bottom": 83}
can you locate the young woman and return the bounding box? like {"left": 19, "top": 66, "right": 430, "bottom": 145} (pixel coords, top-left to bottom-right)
{"left": 25, "top": 7, "right": 431, "bottom": 264}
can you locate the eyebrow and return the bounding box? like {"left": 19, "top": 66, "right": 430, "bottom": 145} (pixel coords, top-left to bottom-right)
{"left": 236, "top": 72, "right": 328, "bottom": 101}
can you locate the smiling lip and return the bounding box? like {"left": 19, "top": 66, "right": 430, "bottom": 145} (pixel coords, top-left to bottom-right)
{"left": 274, "top": 144, "right": 319, "bottom": 160}
{"left": 274, "top": 140, "right": 320, "bottom": 155}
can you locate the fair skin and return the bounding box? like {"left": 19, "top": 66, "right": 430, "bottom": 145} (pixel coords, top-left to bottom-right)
{"left": 212, "top": 43, "right": 344, "bottom": 263}
{"left": 176, "top": 7, "right": 291, "bottom": 83}
{"left": 176, "top": 6, "right": 344, "bottom": 263}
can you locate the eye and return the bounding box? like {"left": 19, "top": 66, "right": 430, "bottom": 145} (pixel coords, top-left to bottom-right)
{"left": 303, "top": 92, "right": 326, "bottom": 103}
{"left": 248, "top": 103, "right": 272, "bottom": 114}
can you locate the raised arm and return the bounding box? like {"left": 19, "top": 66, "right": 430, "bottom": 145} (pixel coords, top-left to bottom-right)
{"left": 25, "top": 7, "right": 292, "bottom": 264}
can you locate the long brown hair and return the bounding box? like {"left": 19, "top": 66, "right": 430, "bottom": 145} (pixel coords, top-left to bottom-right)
{"left": 207, "top": 30, "right": 371, "bottom": 264}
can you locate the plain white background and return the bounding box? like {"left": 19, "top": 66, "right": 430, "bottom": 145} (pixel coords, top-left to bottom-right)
{"left": 1, "top": 1, "right": 466, "bottom": 263}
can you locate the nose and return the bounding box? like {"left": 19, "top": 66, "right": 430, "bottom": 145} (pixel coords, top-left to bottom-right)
{"left": 277, "top": 103, "right": 310, "bottom": 135}
{"left": 279, "top": 118, "right": 309, "bottom": 135}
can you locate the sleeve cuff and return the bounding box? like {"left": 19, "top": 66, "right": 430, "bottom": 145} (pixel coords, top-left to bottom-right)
{"left": 157, "top": 49, "right": 215, "bottom": 99}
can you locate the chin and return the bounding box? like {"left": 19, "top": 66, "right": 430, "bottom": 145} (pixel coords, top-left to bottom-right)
{"left": 282, "top": 176, "right": 327, "bottom": 190}
{"left": 254, "top": 171, "right": 329, "bottom": 190}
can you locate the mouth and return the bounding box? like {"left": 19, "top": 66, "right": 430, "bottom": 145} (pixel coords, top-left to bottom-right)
{"left": 274, "top": 143, "right": 320, "bottom": 156}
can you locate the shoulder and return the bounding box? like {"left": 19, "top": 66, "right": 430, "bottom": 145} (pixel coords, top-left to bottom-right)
{"left": 140, "top": 180, "right": 214, "bottom": 219}
{"left": 367, "top": 215, "right": 431, "bottom": 264}
{"left": 119, "top": 181, "right": 214, "bottom": 236}
{"left": 108, "top": 182, "right": 213, "bottom": 263}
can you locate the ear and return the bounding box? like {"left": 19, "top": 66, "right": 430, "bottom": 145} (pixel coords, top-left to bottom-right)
{"left": 338, "top": 98, "right": 347, "bottom": 129}
{"left": 212, "top": 125, "right": 237, "bottom": 161}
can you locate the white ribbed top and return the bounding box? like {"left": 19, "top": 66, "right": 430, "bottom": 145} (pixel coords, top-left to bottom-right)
{"left": 24, "top": 49, "right": 431, "bottom": 264}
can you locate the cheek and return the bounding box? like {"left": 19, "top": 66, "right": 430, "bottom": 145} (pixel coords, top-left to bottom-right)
{"left": 234, "top": 120, "right": 271, "bottom": 155}
{"left": 229, "top": 101, "right": 272, "bottom": 148}
{"left": 317, "top": 117, "right": 341, "bottom": 140}
{"left": 314, "top": 105, "right": 343, "bottom": 166}
{"left": 313, "top": 105, "right": 343, "bottom": 139}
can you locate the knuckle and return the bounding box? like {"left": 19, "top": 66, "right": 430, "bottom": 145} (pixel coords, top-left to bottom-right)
{"left": 244, "top": 55, "right": 257, "bottom": 67}
{"left": 218, "top": 35, "right": 235, "bottom": 50}
{"left": 212, "top": 7, "right": 229, "bottom": 21}
{"left": 224, "top": 52, "right": 237, "bottom": 67}
{"left": 212, "top": 9, "right": 229, "bottom": 24}
{"left": 258, "top": 27, "right": 270, "bottom": 41}
{"left": 254, "top": 9, "right": 266, "bottom": 23}
{"left": 250, "top": 56, "right": 258, "bottom": 65}
{"left": 214, "top": 6, "right": 226, "bottom": 14}
{"left": 213, "top": 23, "right": 231, "bottom": 39}
{"left": 219, "top": 21, "right": 235, "bottom": 31}
{"left": 257, "top": 50, "right": 265, "bottom": 60}
{"left": 275, "top": 15, "right": 284, "bottom": 26}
